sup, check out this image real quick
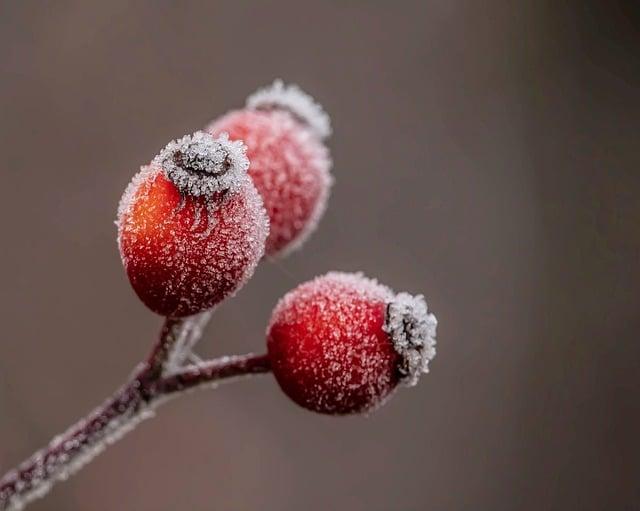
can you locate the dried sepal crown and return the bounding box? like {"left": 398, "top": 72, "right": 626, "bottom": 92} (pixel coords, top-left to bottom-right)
{"left": 246, "top": 80, "right": 332, "bottom": 140}
{"left": 154, "top": 131, "right": 249, "bottom": 198}
{"left": 383, "top": 292, "right": 437, "bottom": 386}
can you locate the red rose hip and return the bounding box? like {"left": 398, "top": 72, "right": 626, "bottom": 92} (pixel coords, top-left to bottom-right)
{"left": 117, "top": 132, "right": 269, "bottom": 317}
{"left": 207, "top": 80, "right": 332, "bottom": 257}
{"left": 267, "top": 272, "right": 437, "bottom": 415}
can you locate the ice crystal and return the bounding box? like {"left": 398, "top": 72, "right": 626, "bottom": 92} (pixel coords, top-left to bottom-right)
{"left": 165, "top": 311, "right": 213, "bottom": 372}
{"left": 208, "top": 109, "right": 332, "bottom": 257}
{"left": 384, "top": 293, "right": 437, "bottom": 386}
{"left": 116, "top": 149, "right": 269, "bottom": 317}
{"left": 0, "top": 384, "right": 161, "bottom": 511}
{"left": 268, "top": 272, "right": 399, "bottom": 414}
{"left": 153, "top": 131, "right": 249, "bottom": 198}
{"left": 246, "top": 80, "right": 332, "bottom": 140}
{"left": 269, "top": 271, "right": 438, "bottom": 413}
{"left": 269, "top": 271, "right": 395, "bottom": 328}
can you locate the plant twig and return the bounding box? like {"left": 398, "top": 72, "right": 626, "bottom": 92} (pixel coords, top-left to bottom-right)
{"left": 165, "top": 311, "right": 213, "bottom": 372}
{"left": 160, "top": 353, "right": 271, "bottom": 395}
{"left": 146, "top": 317, "right": 186, "bottom": 376}
{"left": 0, "top": 319, "right": 270, "bottom": 511}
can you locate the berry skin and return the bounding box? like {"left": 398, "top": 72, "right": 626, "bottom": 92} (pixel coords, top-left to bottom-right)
{"left": 267, "top": 272, "right": 437, "bottom": 415}
{"left": 118, "top": 132, "right": 269, "bottom": 318}
{"left": 207, "top": 81, "right": 332, "bottom": 257}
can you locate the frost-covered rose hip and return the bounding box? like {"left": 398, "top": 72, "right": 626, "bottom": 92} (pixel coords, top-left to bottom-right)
{"left": 118, "top": 132, "right": 268, "bottom": 317}
{"left": 267, "top": 272, "right": 437, "bottom": 415}
{"left": 207, "top": 80, "right": 332, "bottom": 257}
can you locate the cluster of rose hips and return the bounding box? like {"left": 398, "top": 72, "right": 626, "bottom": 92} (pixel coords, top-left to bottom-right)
{"left": 117, "top": 80, "right": 437, "bottom": 415}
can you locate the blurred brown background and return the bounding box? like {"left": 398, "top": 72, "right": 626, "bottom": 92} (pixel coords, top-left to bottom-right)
{"left": 1, "top": 1, "right": 639, "bottom": 510}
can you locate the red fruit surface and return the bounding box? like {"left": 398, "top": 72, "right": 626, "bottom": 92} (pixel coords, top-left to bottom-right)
{"left": 118, "top": 169, "right": 268, "bottom": 317}
{"left": 267, "top": 272, "right": 401, "bottom": 415}
{"left": 208, "top": 109, "right": 331, "bottom": 257}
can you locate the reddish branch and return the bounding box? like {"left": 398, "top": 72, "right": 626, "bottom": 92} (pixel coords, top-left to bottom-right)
{"left": 0, "top": 320, "right": 271, "bottom": 511}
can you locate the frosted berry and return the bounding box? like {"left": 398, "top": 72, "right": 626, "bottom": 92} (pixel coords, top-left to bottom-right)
{"left": 267, "top": 272, "right": 437, "bottom": 415}
{"left": 207, "top": 80, "right": 332, "bottom": 257}
{"left": 117, "top": 132, "right": 269, "bottom": 317}
{"left": 245, "top": 79, "right": 332, "bottom": 141}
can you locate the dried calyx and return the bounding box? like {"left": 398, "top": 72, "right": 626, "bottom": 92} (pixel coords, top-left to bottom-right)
{"left": 384, "top": 292, "right": 438, "bottom": 386}
{"left": 246, "top": 80, "right": 332, "bottom": 140}
{"left": 155, "top": 131, "right": 249, "bottom": 197}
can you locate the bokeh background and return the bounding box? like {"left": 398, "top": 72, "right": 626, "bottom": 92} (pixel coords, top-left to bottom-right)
{"left": 1, "top": 2, "right": 639, "bottom": 510}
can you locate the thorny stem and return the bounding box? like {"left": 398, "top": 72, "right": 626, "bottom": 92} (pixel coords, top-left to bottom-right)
{"left": 0, "top": 318, "right": 271, "bottom": 511}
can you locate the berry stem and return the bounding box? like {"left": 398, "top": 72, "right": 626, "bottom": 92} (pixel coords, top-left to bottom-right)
{"left": 165, "top": 311, "right": 213, "bottom": 371}
{"left": 160, "top": 353, "right": 271, "bottom": 395}
{"left": 146, "top": 317, "right": 187, "bottom": 376}
{"left": 0, "top": 321, "right": 271, "bottom": 511}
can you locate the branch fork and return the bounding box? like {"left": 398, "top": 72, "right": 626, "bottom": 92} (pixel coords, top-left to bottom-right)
{"left": 0, "top": 315, "right": 270, "bottom": 511}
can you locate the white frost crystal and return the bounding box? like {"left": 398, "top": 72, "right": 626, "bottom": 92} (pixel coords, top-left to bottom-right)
{"left": 384, "top": 292, "right": 437, "bottom": 386}
{"left": 246, "top": 80, "right": 332, "bottom": 140}
{"left": 154, "top": 131, "right": 249, "bottom": 197}
{"left": 0, "top": 388, "right": 160, "bottom": 511}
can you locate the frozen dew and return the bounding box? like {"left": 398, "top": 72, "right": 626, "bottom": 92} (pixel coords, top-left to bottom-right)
{"left": 268, "top": 272, "right": 399, "bottom": 414}
{"left": 116, "top": 164, "right": 156, "bottom": 232}
{"left": 208, "top": 109, "right": 332, "bottom": 257}
{"left": 0, "top": 387, "right": 160, "bottom": 511}
{"left": 116, "top": 136, "right": 269, "bottom": 317}
{"left": 246, "top": 80, "right": 332, "bottom": 140}
{"left": 269, "top": 271, "right": 438, "bottom": 414}
{"left": 383, "top": 292, "right": 438, "bottom": 386}
{"left": 154, "top": 131, "right": 249, "bottom": 198}
{"left": 269, "top": 271, "right": 395, "bottom": 329}
{"left": 165, "top": 311, "right": 213, "bottom": 372}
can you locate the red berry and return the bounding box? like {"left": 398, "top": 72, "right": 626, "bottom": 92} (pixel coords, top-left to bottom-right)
{"left": 267, "top": 272, "right": 437, "bottom": 415}
{"left": 207, "top": 81, "right": 332, "bottom": 257}
{"left": 117, "top": 132, "right": 269, "bottom": 317}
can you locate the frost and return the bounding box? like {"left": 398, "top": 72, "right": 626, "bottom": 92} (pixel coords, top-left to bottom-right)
{"left": 153, "top": 131, "right": 249, "bottom": 198}
{"left": 116, "top": 134, "right": 269, "bottom": 317}
{"left": 116, "top": 164, "right": 156, "bottom": 231}
{"left": 268, "top": 271, "right": 438, "bottom": 414}
{"left": 208, "top": 109, "right": 332, "bottom": 257}
{"left": 268, "top": 272, "right": 396, "bottom": 330}
{"left": 0, "top": 385, "right": 161, "bottom": 511}
{"left": 268, "top": 272, "right": 398, "bottom": 414}
{"left": 269, "top": 124, "right": 333, "bottom": 257}
{"left": 246, "top": 80, "right": 332, "bottom": 140}
{"left": 165, "top": 311, "right": 213, "bottom": 372}
{"left": 383, "top": 293, "right": 437, "bottom": 386}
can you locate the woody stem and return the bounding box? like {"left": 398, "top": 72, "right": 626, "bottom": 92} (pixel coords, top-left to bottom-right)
{"left": 0, "top": 319, "right": 270, "bottom": 511}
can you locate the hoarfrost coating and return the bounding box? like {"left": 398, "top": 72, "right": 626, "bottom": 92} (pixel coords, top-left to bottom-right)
{"left": 246, "top": 80, "right": 332, "bottom": 140}
{"left": 0, "top": 380, "right": 159, "bottom": 511}
{"left": 383, "top": 293, "right": 437, "bottom": 386}
{"left": 267, "top": 271, "right": 438, "bottom": 415}
{"left": 208, "top": 110, "right": 332, "bottom": 257}
{"left": 116, "top": 131, "right": 269, "bottom": 317}
{"left": 154, "top": 131, "right": 249, "bottom": 197}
